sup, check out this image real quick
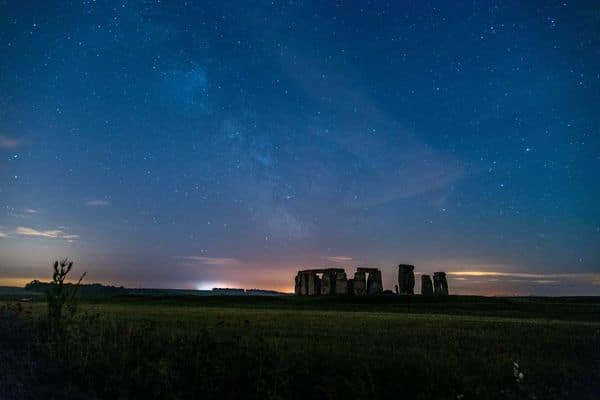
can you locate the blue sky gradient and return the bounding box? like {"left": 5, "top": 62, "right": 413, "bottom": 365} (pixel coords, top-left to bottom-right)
{"left": 1, "top": 1, "right": 599, "bottom": 294}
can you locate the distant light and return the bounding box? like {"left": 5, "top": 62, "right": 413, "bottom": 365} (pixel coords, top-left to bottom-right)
{"left": 195, "top": 281, "right": 229, "bottom": 290}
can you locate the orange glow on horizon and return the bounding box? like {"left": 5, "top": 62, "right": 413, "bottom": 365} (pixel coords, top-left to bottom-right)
{"left": 0, "top": 277, "right": 32, "bottom": 287}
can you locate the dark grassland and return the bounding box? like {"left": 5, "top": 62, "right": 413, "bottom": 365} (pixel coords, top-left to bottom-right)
{"left": 1, "top": 295, "right": 599, "bottom": 400}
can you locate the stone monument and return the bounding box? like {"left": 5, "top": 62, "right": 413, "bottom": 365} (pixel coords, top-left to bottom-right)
{"left": 421, "top": 274, "right": 433, "bottom": 295}
{"left": 433, "top": 272, "right": 449, "bottom": 296}
{"left": 398, "top": 264, "right": 415, "bottom": 295}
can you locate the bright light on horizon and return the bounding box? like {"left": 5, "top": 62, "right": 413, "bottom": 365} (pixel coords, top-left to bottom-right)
{"left": 195, "top": 281, "right": 232, "bottom": 291}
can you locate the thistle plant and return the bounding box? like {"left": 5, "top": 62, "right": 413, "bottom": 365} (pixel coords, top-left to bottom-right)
{"left": 47, "top": 258, "right": 86, "bottom": 328}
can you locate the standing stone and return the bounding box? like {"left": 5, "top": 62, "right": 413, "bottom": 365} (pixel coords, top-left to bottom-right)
{"left": 294, "top": 273, "right": 301, "bottom": 295}
{"left": 433, "top": 272, "right": 449, "bottom": 296}
{"left": 421, "top": 274, "right": 433, "bottom": 296}
{"left": 366, "top": 270, "right": 383, "bottom": 295}
{"left": 299, "top": 273, "right": 308, "bottom": 295}
{"left": 307, "top": 273, "right": 318, "bottom": 295}
{"left": 441, "top": 273, "right": 448, "bottom": 295}
{"left": 398, "top": 264, "right": 415, "bottom": 295}
{"left": 335, "top": 272, "right": 348, "bottom": 295}
{"left": 353, "top": 271, "right": 366, "bottom": 296}
{"left": 320, "top": 271, "right": 333, "bottom": 295}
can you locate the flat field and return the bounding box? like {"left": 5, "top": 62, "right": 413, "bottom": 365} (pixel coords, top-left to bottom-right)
{"left": 2, "top": 295, "right": 599, "bottom": 400}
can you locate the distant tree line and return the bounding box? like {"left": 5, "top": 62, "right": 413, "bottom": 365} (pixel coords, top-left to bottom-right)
{"left": 25, "top": 280, "right": 127, "bottom": 298}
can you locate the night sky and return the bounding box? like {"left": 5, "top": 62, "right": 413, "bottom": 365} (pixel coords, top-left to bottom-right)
{"left": 1, "top": 1, "right": 599, "bottom": 295}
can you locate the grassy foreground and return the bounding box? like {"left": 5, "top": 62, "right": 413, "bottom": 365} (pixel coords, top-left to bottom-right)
{"left": 2, "top": 296, "right": 599, "bottom": 400}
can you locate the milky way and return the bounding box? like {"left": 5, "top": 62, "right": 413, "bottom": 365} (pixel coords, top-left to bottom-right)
{"left": 1, "top": 1, "right": 599, "bottom": 295}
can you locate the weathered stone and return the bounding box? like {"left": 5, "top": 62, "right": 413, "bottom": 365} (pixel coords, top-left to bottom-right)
{"left": 353, "top": 271, "right": 366, "bottom": 296}
{"left": 433, "top": 272, "right": 448, "bottom": 296}
{"left": 366, "top": 269, "right": 383, "bottom": 295}
{"left": 295, "top": 269, "right": 348, "bottom": 296}
{"left": 295, "top": 267, "right": 386, "bottom": 296}
{"left": 300, "top": 273, "right": 308, "bottom": 295}
{"left": 335, "top": 272, "right": 348, "bottom": 295}
{"left": 398, "top": 264, "right": 415, "bottom": 295}
{"left": 421, "top": 274, "right": 433, "bottom": 296}
{"left": 307, "top": 272, "right": 319, "bottom": 295}
{"left": 294, "top": 274, "right": 301, "bottom": 295}
{"left": 320, "top": 271, "right": 334, "bottom": 295}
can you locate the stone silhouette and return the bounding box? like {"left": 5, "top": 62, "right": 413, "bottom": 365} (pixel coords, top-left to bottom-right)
{"left": 398, "top": 264, "right": 415, "bottom": 295}
{"left": 360, "top": 267, "right": 383, "bottom": 295}
{"left": 299, "top": 273, "right": 307, "bottom": 295}
{"left": 433, "top": 272, "right": 449, "bottom": 296}
{"left": 352, "top": 271, "right": 367, "bottom": 295}
{"left": 294, "top": 266, "right": 447, "bottom": 297}
{"left": 307, "top": 272, "right": 319, "bottom": 295}
{"left": 421, "top": 274, "right": 433, "bottom": 295}
{"left": 294, "top": 269, "right": 345, "bottom": 296}
{"left": 335, "top": 272, "right": 349, "bottom": 294}
{"left": 320, "top": 271, "right": 334, "bottom": 295}
{"left": 294, "top": 267, "right": 381, "bottom": 296}
{"left": 294, "top": 274, "right": 301, "bottom": 295}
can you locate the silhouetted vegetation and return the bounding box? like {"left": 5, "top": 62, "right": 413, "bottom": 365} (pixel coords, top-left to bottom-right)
{"left": 45, "top": 258, "right": 86, "bottom": 326}
{"left": 25, "top": 279, "right": 126, "bottom": 299}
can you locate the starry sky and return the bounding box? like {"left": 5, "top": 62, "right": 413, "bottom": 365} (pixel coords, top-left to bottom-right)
{"left": 1, "top": 1, "right": 599, "bottom": 295}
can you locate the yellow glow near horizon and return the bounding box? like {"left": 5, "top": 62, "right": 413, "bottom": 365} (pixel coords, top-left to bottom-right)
{"left": 0, "top": 277, "right": 32, "bottom": 287}
{"left": 448, "top": 271, "right": 599, "bottom": 279}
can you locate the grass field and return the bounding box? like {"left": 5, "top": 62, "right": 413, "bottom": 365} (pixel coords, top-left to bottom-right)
{"left": 1, "top": 295, "right": 599, "bottom": 399}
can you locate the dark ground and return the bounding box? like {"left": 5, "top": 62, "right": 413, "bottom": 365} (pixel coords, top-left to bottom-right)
{"left": 1, "top": 295, "right": 599, "bottom": 400}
